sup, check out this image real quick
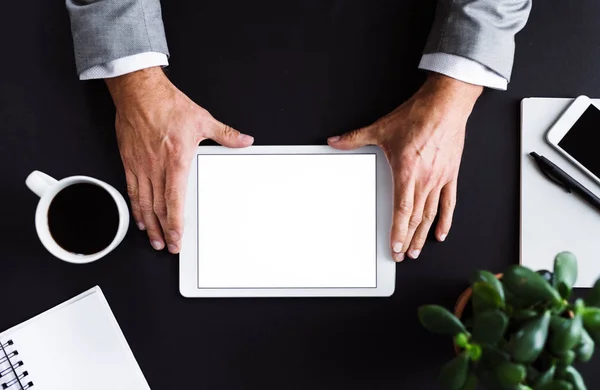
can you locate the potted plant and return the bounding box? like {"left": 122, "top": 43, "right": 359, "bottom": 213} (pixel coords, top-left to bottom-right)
{"left": 418, "top": 252, "right": 600, "bottom": 390}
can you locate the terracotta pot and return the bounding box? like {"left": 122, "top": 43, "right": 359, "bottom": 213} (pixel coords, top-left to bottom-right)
{"left": 453, "top": 273, "right": 503, "bottom": 354}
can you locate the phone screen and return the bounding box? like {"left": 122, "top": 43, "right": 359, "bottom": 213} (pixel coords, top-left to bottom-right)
{"left": 558, "top": 104, "right": 600, "bottom": 179}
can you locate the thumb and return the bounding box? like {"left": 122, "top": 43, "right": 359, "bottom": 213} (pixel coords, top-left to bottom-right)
{"left": 208, "top": 119, "right": 254, "bottom": 148}
{"left": 327, "top": 126, "right": 374, "bottom": 150}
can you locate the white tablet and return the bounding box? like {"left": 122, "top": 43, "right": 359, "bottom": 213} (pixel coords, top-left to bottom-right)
{"left": 180, "top": 145, "right": 395, "bottom": 297}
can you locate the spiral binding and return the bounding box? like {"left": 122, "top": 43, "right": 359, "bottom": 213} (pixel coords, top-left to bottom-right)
{"left": 0, "top": 340, "right": 33, "bottom": 389}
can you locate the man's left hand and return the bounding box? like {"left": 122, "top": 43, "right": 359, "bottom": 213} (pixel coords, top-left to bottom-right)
{"left": 328, "top": 73, "right": 482, "bottom": 261}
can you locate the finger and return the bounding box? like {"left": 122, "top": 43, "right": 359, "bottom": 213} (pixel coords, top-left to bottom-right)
{"left": 207, "top": 119, "right": 254, "bottom": 148}
{"left": 407, "top": 189, "right": 441, "bottom": 259}
{"left": 327, "top": 125, "right": 375, "bottom": 150}
{"left": 402, "top": 190, "right": 428, "bottom": 259}
{"left": 164, "top": 160, "right": 192, "bottom": 254}
{"left": 138, "top": 176, "right": 165, "bottom": 250}
{"left": 151, "top": 170, "right": 169, "bottom": 241}
{"left": 389, "top": 175, "right": 415, "bottom": 263}
{"left": 436, "top": 179, "right": 457, "bottom": 242}
{"left": 124, "top": 170, "right": 145, "bottom": 231}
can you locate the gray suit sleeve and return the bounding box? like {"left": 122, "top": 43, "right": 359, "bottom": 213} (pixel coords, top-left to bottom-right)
{"left": 66, "top": 0, "right": 169, "bottom": 75}
{"left": 424, "top": 0, "right": 532, "bottom": 81}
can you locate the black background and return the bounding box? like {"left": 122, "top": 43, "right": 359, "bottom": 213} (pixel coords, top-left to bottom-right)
{"left": 1, "top": 1, "right": 600, "bottom": 389}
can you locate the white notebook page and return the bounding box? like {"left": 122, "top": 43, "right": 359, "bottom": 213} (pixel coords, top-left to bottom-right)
{"left": 196, "top": 154, "right": 377, "bottom": 288}
{"left": 0, "top": 287, "right": 150, "bottom": 390}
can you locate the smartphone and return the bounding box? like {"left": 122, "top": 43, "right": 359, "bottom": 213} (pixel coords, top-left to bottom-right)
{"left": 546, "top": 95, "right": 600, "bottom": 185}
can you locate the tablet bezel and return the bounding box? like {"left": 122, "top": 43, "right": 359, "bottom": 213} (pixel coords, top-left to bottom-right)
{"left": 180, "top": 145, "right": 395, "bottom": 297}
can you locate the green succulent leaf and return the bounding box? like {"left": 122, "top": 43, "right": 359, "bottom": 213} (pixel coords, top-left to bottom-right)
{"left": 471, "top": 270, "right": 505, "bottom": 302}
{"left": 555, "top": 365, "right": 568, "bottom": 382}
{"left": 584, "top": 278, "right": 600, "bottom": 307}
{"left": 553, "top": 252, "right": 578, "bottom": 299}
{"left": 556, "top": 350, "right": 576, "bottom": 368}
{"left": 564, "top": 366, "right": 587, "bottom": 390}
{"left": 582, "top": 307, "right": 600, "bottom": 326}
{"left": 536, "top": 380, "right": 574, "bottom": 390}
{"left": 502, "top": 265, "right": 562, "bottom": 306}
{"left": 455, "top": 332, "right": 469, "bottom": 349}
{"left": 535, "top": 365, "right": 557, "bottom": 388}
{"left": 574, "top": 299, "right": 585, "bottom": 315}
{"left": 513, "top": 309, "right": 540, "bottom": 322}
{"left": 472, "top": 310, "right": 508, "bottom": 344}
{"left": 467, "top": 344, "right": 482, "bottom": 361}
{"left": 504, "top": 290, "right": 530, "bottom": 310}
{"left": 495, "top": 361, "right": 526, "bottom": 386}
{"left": 508, "top": 310, "right": 551, "bottom": 363}
{"left": 574, "top": 328, "right": 595, "bottom": 362}
{"left": 480, "top": 345, "right": 511, "bottom": 369}
{"left": 439, "top": 351, "right": 469, "bottom": 390}
{"left": 459, "top": 374, "right": 477, "bottom": 390}
{"left": 472, "top": 282, "right": 505, "bottom": 313}
{"left": 550, "top": 313, "right": 583, "bottom": 355}
{"left": 418, "top": 305, "right": 466, "bottom": 336}
{"left": 582, "top": 307, "right": 600, "bottom": 343}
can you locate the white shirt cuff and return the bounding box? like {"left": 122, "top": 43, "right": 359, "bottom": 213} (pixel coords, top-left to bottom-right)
{"left": 79, "top": 52, "right": 169, "bottom": 80}
{"left": 419, "top": 53, "right": 508, "bottom": 91}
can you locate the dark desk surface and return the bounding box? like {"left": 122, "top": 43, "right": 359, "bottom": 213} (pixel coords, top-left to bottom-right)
{"left": 1, "top": 1, "right": 600, "bottom": 388}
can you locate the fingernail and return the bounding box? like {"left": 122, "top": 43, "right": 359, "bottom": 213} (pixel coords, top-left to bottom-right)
{"left": 168, "top": 244, "right": 179, "bottom": 254}
{"left": 409, "top": 249, "right": 421, "bottom": 259}
{"left": 393, "top": 242, "right": 403, "bottom": 253}
{"left": 136, "top": 222, "right": 146, "bottom": 231}
{"left": 394, "top": 252, "right": 405, "bottom": 262}
{"left": 151, "top": 240, "right": 164, "bottom": 250}
{"left": 239, "top": 133, "right": 254, "bottom": 143}
{"left": 328, "top": 136, "right": 340, "bottom": 142}
{"left": 169, "top": 230, "right": 180, "bottom": 241}
{"left": 439, "top": 234, "right": 447, "bottom": 242}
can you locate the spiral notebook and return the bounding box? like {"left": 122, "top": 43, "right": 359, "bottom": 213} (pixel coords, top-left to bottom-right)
{"left": 0, "top": 286, "right": 150, "bottom": 389}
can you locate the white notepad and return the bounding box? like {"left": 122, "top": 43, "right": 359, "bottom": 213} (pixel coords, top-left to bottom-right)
{"left": 521, "top": 98, "right": 600, "bottom": 287}
{"left": 0, "top": 287, "right": 150, "bottom": 390}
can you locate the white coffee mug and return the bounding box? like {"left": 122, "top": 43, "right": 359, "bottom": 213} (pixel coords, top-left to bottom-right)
{"left": 26, "top": 170, "right": 130, "bottom": 264}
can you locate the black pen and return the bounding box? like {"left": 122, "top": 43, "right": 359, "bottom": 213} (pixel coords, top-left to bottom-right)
{"left": 529, "top": 152, "right": 600, "bottom": 212}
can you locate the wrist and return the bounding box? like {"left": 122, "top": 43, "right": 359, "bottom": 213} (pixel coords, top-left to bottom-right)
{"left": 105, "top": 67, "right": 170, "bottom": 110}
{"left": 419, "top": 72, "right": 483, "bottom": 114}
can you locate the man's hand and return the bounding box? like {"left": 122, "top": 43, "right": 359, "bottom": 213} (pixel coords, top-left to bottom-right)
{"left": 328, "top": 73, "right": 482, "bottom": 261}
{"left": 106, "top": 67, "right": 254, "bottom": 254}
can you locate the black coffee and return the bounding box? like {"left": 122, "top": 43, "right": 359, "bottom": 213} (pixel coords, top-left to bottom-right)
{"left": 47, "top": 183, "right": 120, "bottom": 255}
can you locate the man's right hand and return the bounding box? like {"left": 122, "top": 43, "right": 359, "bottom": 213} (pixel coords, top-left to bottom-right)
{"left": 105, "top": 67, "right": 254, "bottom": 254}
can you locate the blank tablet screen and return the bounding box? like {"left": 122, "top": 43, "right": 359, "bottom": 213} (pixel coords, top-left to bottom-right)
{"left": 196, "top": 154, "right": 377, "bottom": 289}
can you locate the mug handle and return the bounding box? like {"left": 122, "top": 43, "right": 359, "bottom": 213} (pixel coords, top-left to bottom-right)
{"left": 26, "top": 171, "right": 58, "bottom": 198}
